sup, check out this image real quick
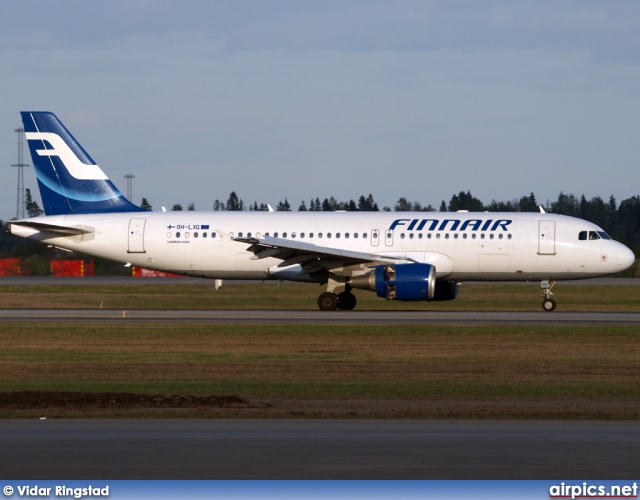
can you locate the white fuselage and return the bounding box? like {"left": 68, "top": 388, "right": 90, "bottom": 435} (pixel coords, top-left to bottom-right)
{"left": 10, "top": 211, "right": 634, "bottom": 283}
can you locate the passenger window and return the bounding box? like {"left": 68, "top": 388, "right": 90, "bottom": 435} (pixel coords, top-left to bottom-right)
{"left": 203, "top": 232, "right": 207, "bottom": 238}
{"left": 489, "top": 234, "right": 494, "bottom": 239}
{"left": 363, "top": 233, "right": 368, "bottom": 239}
{"left": 167, "top": 232, "right": 172, "bottom": 238}
{"left": 238, "top": 232, "right": 243, "bottom": 238}
{"left": 247, "top": 232, "right": 252, "bottom": 238}
{"left": 176, "top": 232, "right": 181, "bottom": 238}
{"left": 463, "top": 233, "right": 467, "bottom": 239}
{"left": 194, "top": 232, "right": 199, "bottom": 238}
{"left": 327, "top": 233, "right": 332, "bottom": 238}
{"left": 318, "top": 233, "right": 323, "bottom": 238}
{"left": 309, "top": 232, "right": 314, "bottom": 238}
{"left": 418, "top": 233, "right": 423, "bottom": 239}
{"left": 212, "top": 232, "right": 217, "bottom": 238}
{"left": 283, "top": 232, "right": 287, "bottom": 238}
{"left": 454, "top": 234, "right": 458, "bottom": 239}
{"left": 291, "top": 232, "right": 296, "bottom": 238}
{"left": 274, "top": 232, "right": 278, "bottom": 237}
{"left": 400, "top": 233, "right": 405, "bottom": 239}
{"left": 336, "top": 233, "right": 340, "bottom": 239}
{"left": 354, "top": 233, "right": 358, "bottom": 239}
{"left": 345, "top": 233, "right": 349, "bottom": 239}
{"left": 409, "top": 233, "right": 414, "bottom": 239}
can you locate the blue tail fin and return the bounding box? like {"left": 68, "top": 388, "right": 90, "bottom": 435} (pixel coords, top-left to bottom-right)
{"left": 21, "top": 111, "right": 146, "bottom": 215}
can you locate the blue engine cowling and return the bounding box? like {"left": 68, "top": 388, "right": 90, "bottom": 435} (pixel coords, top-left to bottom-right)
{"left": 374, "top": 263, "right": 436, "bottom": 301}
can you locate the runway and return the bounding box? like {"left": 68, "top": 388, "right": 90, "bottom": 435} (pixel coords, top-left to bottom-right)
{"left": 0, "top": 308, "right": 638, "bottom": 325}
{"left": 2, "top": 419, "right": 638, "bottom": 479}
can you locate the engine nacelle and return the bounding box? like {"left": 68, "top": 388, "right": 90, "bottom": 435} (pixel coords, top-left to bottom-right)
{"left": 350, "top": 263, "right": 436, "bottom": 301}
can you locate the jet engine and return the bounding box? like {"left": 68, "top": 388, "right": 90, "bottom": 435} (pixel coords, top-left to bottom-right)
{"left": 350, "top": 263, "right": 436, "bottom": 301}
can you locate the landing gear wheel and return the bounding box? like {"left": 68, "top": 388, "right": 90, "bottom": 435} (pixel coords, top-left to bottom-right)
{"left": 318, "top": 292, "right": 339, "bottom": 311}
{"left": 337, "top": 292, "right": 357, "bottom": 310}
{"left": 540, "top": 280, "right": 557, "bottom": 312}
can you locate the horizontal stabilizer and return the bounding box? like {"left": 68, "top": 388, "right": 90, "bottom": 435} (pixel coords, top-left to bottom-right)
{"left": 9, "top": 220, "right": 95, "bottom": 236}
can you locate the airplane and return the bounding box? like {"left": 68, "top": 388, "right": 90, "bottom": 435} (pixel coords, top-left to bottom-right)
{"left": 8, "top": 111, "right": 636, "bottom": 311}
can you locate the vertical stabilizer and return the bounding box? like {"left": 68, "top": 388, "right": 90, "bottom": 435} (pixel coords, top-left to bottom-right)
{"left": 21, "top": 111, "right": 145, "bottom": 215}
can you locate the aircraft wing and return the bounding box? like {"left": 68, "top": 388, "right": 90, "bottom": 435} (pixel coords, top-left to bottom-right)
{"left": 233, "top": 235, "right": 406, "bottom": 276}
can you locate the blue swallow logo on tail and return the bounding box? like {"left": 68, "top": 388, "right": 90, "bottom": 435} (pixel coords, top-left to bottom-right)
{"left": 21, "top": 111, "right": 146, "bottom": 215}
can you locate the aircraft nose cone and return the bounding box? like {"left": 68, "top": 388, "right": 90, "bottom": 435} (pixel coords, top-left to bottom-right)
{"left": 617, "top": 245, "right": 636, "bottom": 271}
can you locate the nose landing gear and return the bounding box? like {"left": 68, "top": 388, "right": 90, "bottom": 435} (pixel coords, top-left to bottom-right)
{"left": 541, "top": 280, "right": 556, "bottom": 311}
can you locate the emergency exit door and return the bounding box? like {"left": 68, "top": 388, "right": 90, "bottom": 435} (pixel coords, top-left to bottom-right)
{"left": 371, "top": 229, "right": 380, "bottom": 247}
{"left": 385, "top": 229, "right": 394, "bottom": 246}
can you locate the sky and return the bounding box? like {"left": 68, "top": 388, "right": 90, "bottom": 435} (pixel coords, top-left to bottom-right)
{"left": 1, "top": 0, "right": 639, "bottom": 219}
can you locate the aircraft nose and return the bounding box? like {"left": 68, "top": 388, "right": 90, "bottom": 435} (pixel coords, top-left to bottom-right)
{"left": 617, "top": 244, "right": 636, "bottom": 272}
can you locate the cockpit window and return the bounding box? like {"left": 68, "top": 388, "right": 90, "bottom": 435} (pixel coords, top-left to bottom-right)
{"left": 580, "top": 230, "right": 609, "bottom": 241}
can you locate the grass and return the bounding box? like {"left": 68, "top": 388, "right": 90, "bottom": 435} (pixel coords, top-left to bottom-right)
{"left": 1, "top": 281, "right": 638, "bottom": 418}
{"left": 0, "top": 322, "right": 638, "bottom": 418}
{"left": 0, "top": 282, "right": 639, "bottom": 311}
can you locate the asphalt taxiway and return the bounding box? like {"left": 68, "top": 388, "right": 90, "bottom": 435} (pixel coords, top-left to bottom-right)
{"left": 2, "top": 419, "right": 639, "bottom": 479}
{"left": 0, "top": 308, "right": 638, "bottom": 325}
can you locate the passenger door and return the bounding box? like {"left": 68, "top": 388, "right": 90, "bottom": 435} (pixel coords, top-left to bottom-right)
{"left": 538, "top": 220, "right": 556, "bottom": 255}
{"left": 128, "top": 218, "right": 146, "bottom": 253}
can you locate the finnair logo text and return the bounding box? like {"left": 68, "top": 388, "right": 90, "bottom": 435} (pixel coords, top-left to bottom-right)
{"left": 390, "top": 218, "right": 512, "bottom": 231}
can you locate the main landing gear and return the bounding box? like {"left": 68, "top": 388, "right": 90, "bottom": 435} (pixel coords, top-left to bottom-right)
{"left": 541, "top": 280, "right": 556, "bottom": 312}
{"left": 317, "top": 287, "right": 357, "bottom": 311}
